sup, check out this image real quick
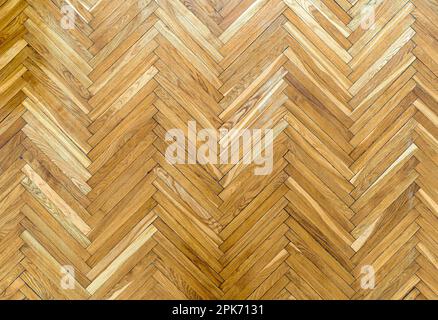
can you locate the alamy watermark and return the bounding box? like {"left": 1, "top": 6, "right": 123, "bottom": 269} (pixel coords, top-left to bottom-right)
{"left": 55, "top": 0, "right": 381, "bottom": 295}
{"left": 165, "top": 121, "right": 274, "bottom": 175}
{"left": 360, "top": 0, "right": 380, "bottom": 30}
{"left": 60, "top": 3, "right": 76, "bottom": 30}
{"left": 60, "top": 265, "right": 75, "bottom": 290}
{"left": 361, "top": 265, "right": 376, "bottom": 290}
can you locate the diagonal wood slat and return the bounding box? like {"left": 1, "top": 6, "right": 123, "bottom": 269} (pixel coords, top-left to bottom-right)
{"left": 0, "top": 0, "right": 437, "bottom": 300}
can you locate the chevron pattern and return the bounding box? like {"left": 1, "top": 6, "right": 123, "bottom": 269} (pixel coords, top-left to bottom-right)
{"left": 0, "top": 0, "right": 437, "bottom": 300}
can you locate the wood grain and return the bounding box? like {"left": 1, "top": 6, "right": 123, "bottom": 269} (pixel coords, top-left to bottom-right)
{"left": 0, "top": 0, "right": 437, "bottom": 300}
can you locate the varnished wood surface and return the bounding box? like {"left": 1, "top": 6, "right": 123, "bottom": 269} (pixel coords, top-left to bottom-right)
{"left": 0, "top": 0, "right": 437, "bottom": 300}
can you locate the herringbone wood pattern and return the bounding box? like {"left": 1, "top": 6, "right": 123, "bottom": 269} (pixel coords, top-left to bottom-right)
{"left": 0, "top": 0, "right": 437, "bottom": 300}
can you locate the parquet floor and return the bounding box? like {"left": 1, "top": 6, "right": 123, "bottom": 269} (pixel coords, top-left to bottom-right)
{"left": 0, "top": 0, "right": 437, "bottom": 300}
